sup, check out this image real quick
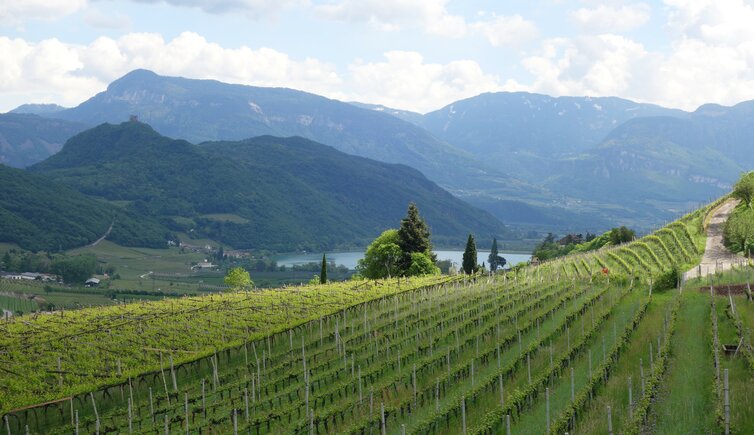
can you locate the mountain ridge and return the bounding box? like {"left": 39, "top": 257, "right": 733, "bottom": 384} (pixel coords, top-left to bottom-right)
{"left": 30, "top": 121, "right": 508, "bottom": 251}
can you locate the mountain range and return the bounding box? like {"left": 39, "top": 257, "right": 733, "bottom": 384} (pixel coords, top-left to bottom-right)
{"left": 25, "top": 121, "right": 506, "bottom": 252}
{"left": 8, "top": 69, "right": 753, "bottom": 236}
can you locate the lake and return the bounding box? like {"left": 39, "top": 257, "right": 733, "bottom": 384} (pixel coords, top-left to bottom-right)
{"left": 275, "top": 250, "right": 531, "bottom": 270}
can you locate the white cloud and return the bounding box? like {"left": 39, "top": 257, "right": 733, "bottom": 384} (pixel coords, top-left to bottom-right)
{"left": 345, "top": 51, "right": 519, "bottom": 112}
{"left": 665, "top": 0, "right": 754, "bottom": 44}
{"left": 128, "top": 0, "right": 303, "bottom": 16}
{"left": 0, "top": 32, "right": 342, "bottom": 111}
{"left": 570, "top": 3, "right": 651, "bottom": 33}
{"left": 472, "top": 14, "right": 539, "bottom": 47}
{"left": 83, "top": 9, "right": 132, "bottom": 30}
{"left": 0, "top": 33, "right": 518, "bottom": 113}
{"left": 0, "top": 0, "right": 86, "bottom": 24}
{"left": 315, "top": 0, "right": 467, "bottom": 37}
{"left": 522, "top": 34, "right": 651, "bottom": 97}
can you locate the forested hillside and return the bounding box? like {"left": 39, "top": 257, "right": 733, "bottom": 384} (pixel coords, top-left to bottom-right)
{"left": 0, "top": 164, "right": 169, "bottom": 251}
{"left": 31, "top": 121, "right": 507, "bottom": 251}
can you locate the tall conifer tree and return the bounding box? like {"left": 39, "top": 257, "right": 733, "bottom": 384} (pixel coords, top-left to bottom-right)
{"left": 320, "top": 253, "right": 327, "bottom": 284}
{"left": 462, "top": 234, "right": 478, "bottom": 275}
{"left": 397, "top": 203, "right": 434, "bottom": 273}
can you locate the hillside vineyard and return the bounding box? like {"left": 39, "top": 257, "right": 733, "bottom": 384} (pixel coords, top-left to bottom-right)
{"left": 1, "top": 203, "right": 711, "bottom": 433}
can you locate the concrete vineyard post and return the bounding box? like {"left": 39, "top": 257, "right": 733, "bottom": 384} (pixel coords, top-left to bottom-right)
{"left": 149, "top": 387, "right": 155, "bottom": 423}
{"left": 169, "top": 355, "right": 178, "bottom": 392}
{"left": 90, "top": 392, "right": 99, "bottom": 423}
{"left": 244, "top": 388, "right": 249, "bottom": 422}
{"left": 436, "top": 379, "right": 440, "bottom": 411}
{"left": 607, "top": 405, "right": 613, "bottom": 435}
{"left": 506, "top": 414, "right": 511, "bottom": 435}
{"left": 546, "top": 387, "right": 550, "bottom": 433}
{"left": 161, "top": 354, "right": 171, "bottom": 404}
{"left": 499, "top": 373, "right": 505, "bottom": 407}
{"left": 461, "top": 396, "right": 467, "bottom": 435}
{"left": 184, "top": 393, "right": 189, "bottom": 434}
{"left": 724, "top": 369, "right": 730, "bottom": 435}
{"left": 381, "top": 402, "right": 386, "bottom": 435}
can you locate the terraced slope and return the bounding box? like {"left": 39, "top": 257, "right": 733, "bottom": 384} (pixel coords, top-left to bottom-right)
{"left": 0, "top": 198, "right": 729, "bottom": 434}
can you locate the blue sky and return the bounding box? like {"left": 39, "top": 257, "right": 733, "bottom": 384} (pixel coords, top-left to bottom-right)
{"left": 2, "top": 0, "right": 754, "bottom": 113}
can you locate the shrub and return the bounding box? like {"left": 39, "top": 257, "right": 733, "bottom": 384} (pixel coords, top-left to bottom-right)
{"left": 723, "top": 205, "right": 754, "bottom": 255}
{"left": 654, "top": 266, "right": 681, "bottom": 291}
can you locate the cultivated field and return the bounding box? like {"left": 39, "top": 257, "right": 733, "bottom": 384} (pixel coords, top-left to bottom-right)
{"left": 4, "top": 198, "right": 754, "bottom": 433}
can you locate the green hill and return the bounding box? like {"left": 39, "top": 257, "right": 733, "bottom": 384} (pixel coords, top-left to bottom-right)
{"left": 31, "top": 121, "right": 508, "bottom": 251}
{"left": 0, "top": 164, "right": 168, "bottom": 251}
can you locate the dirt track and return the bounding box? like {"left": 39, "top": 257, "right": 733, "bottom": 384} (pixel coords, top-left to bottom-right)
{"left": 684, "top": 199, "right": 749, "bottom": 280}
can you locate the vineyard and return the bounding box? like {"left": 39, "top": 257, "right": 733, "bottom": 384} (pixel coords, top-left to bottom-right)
{"left": 3, "top": 198, "right": 754, "bottom": 434}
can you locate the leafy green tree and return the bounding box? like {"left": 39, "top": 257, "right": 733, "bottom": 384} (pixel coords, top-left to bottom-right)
{"left": 357, "top": 229, "right": 403, "bottom": 279}
{"left": 487, "top": 237, "right": 507, "bottom": 272}
{"left": 2, "top": 251, "right": 11, "bottom": 270}
{"left": 609, "top": 226, "right": 636, "bottom": 245}
{"left": 733, "top": 172, "right": 754, "bottom": 207}
{"left": 224, "top": 266, "right": 253, "bottom": 291}
{"left": 724, "top": 206, "right": 754, "bottom": 255}
{"left": 397, "top": 203, "right": 434, "bottom": 272}
{"left": 51, "top": 255, "right": 97, "bottom": 284}
{"left": 462, "top": 234, "right": 478, "bottom": 274}
{"left": 320, "top": 254, "right": 327, "bottom": 284}
{"left": 407, "top": 252, "right": 440, "bottom": 276}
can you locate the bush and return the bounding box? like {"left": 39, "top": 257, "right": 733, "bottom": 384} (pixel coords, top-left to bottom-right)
{"left": 733, "top": 172, "right": 754, "bottom": 207}
{"left": 407, "top": 252, "right": 440, "bottom": 276}
{"left": 723, "top": 205, "right": 754, "bottom": 255}
{"left": 609, "top": 226, "right": 636, "bottom": 245}
{"left": 654, "top": 266, "right": 681, "bottom": 291}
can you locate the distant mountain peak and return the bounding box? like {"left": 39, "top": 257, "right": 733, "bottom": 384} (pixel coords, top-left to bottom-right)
{"left": 693, "top": 103, "right": 730, "bottom": 117}
{"left": 111, "top": 68, "right": 160, "bottom": 84}
{"left": 9, "top": 103, "right": 67, "bottom": 115}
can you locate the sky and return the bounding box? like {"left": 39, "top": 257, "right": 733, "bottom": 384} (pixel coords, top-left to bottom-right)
{"left": 2, "top": 0, "right": 754, "bottom": 113}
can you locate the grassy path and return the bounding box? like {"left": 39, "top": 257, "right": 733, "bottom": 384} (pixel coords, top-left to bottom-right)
{"left": 572, "top": 291, "right": 673, "bottom": 434}
{"left": 717, "top": 295, "right": 754, "bottom": 434}
{"left": 507, "top": 288, "right": 644, "bottom": 434}
{"left": 646, "top": 290, "right": 716, "bottom": 434}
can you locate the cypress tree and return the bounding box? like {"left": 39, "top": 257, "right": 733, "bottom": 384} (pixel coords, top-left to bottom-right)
{"left": 488, "top": 238, "right": 506, "bottom": 272}
{"left": 320, "top": 254, "right": 327, "bottom": 284}
{"left": 488, "top": 238, "right": 498, "bottom": 270}
{"left": 462, "top": 234, "right": 478, "bottom": 275}
{"left": 397, "top": 203, "right": 434, "bottom": 273}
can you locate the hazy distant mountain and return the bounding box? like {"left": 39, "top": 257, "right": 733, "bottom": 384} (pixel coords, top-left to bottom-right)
{"left": 419, "top": 92, "right": 686, "bottom": 180}
{"left": 22, "top": 70, "right": 749, "bottom": 234}
{"left": 31, "top": 121, "right": 508, "bottom": 250}
{"left": 48, "top": 69, "right": 518, "bottom": 194}
{"left": 0, "top": 114, "right": 88, "bottom": 167}
{"left": 0, "top": 163, "right": 168, "bottom": 252}
{"left": 9, "top": 103, "right": 67, "bottom": 115}
{"left": 348, "top": 102, "right": 425, "bottom": 125}
{"left": 554, "top": 101, "right": 754, "bottom": 205}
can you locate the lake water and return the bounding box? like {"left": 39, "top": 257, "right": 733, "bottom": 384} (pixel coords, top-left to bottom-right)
{"left": 275, "top": 250, "right": 531, "bottom": 270}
